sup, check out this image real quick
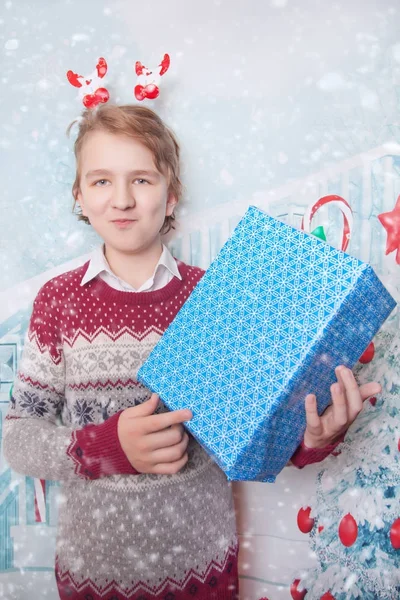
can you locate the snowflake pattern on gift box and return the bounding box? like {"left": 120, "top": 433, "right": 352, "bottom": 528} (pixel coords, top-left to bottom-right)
{"left": 138, "top": 206, "right": 396, "bottom": 482}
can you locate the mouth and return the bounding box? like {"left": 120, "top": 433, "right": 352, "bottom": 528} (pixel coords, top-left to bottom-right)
{"left": 111, "top": 219, "right": 137, "bottom": 228}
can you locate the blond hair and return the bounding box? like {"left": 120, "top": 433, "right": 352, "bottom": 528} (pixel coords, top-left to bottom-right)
{"left": 68, "top": 104, "right": 182, "bottom": 234}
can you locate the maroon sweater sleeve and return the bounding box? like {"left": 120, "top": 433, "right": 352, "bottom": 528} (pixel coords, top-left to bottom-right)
{"left": 290, "top": 434, "right": 345, "bottom": 468}
{"left": 67, "top": 412, "right": 138, "bottom": 480}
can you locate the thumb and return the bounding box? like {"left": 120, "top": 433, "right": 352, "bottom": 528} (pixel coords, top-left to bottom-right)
{"left": 359, "top": 382, "right": 381, "bottom": 401}
{"left": 304, "top": 394, "right": 323, "bottom": 435}
{"left": 125, "top": 393, "right": 160, "bottom": 417}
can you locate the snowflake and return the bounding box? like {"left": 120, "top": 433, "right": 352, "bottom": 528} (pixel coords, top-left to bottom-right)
{"left": 74, "top": 399, "right": 94, "bottom": 425}
{"left": 20, "top": 391, "right": 49, "bottom": 417}
{"left": 109, "top": 350, "right": 125, "bottom": 371}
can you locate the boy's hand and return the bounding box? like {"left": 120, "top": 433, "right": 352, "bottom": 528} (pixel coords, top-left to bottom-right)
{"left": 117, "top": 394, "right": 192, "bottom": 474}
{"left": 303, "top": 366, "right": 381, "bottom": 448}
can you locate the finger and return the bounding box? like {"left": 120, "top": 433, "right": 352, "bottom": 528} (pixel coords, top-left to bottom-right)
{"left": 125, "top": 393, "right": 160, "bottom": 417}
{"left": 339, "top": 367, "right": 366, "bottom": 421}
{"left": 150, "top": 433, "right": 189, "bottom": 464}
{"left": 304, "top": 394, "right": 323, "bottom": 436}
{"left": 359, "top": 381, "right": 381, "bottom": 400}
{"left": 152, "top": 452, "right": 189, "bottom": 475}
{"left": 334, "top": 366, "right": 345, "bottom": 392}
{"left": 331, "top": 380, "right": 349, "bottom": 427}
{"left": 143, "top": 424, "right": 186, "bottom": 451}
{"left": 144, "top": 407, "right": 193, "bottom": 434}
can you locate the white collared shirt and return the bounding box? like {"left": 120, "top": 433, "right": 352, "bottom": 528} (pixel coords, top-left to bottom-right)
{"left": 80, "top": 244, "right": 182, "bottom": 292}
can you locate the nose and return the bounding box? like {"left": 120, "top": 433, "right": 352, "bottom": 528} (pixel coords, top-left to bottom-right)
{"left": 111, "top": 181, "right": 136, "bottom": 210}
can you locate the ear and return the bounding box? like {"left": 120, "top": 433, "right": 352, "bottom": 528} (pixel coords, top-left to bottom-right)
{"left": 76, "top": 189, "right": 87, "bottom": 216}
{"left": 165, "top": 192, "right": 177, "bottom": 217}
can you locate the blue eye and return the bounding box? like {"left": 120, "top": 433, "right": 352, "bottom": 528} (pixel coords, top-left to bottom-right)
{"left": 95, "top": 179, "right": 109, "bottom": 186}
{"left": 134, "top": 178, "right": 149, "bottom": 184}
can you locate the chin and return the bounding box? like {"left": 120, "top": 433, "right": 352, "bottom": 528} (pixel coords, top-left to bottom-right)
{"left": 109, "top": 239, "right": 151, "bottom": 254}
{"left": 112, "top": 242, "right": 141, "bottom": 253}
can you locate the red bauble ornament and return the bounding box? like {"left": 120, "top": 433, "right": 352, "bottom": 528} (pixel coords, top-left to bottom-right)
{"left": 134, "top": 83, "right": 160, "bottom": 101}
{"left": 134, "top": 84, "right": 146, "bottom": 101}
{"left": 290, "top": 579, "right": 307, "bottom": 600}
{"left": 83, "top": 87, "right": 109, "bottom": 109}
{"left": 359, "top": 341, "right": 375, "bottom": 364}
{"left": 94, "top": 87, "right": 109, "bottom": 103}
{"left": 297, "top": 506, "right": 315, "bottom": 533}
{"left": 83, "top": 94, "right": 97, "bottom": 108}
{"left": 390, "top": 518, "right": 400, "bottom": 549}
{"left": 144, "top": 83, "right": 160, "bottom": 99}
{"left": 338, "top": 513, "right": 358, "bottom": 547}
{"left": 369, "top": 396, "right": 377, "bottom": 406}
{"left": 320, "top": 592, "right": 335, "bottom": 600}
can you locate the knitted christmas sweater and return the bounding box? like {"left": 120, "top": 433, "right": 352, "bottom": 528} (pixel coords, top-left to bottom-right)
{"left": 3, "top": 258, "right": 333, "bottom": 600}
{"left": 3, "top": 260, "right": 239, "bottom": 600}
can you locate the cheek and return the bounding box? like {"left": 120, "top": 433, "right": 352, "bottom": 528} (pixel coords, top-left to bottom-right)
{"left": 142, "top": 193, "right": 168, "bottom": 216}
{"left": 84, "top": 192, "right": 109, "bottom": 216}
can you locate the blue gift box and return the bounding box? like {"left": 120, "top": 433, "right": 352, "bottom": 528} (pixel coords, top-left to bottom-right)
{"left": 138, "top": 206, "right": 396, "bottom": 482}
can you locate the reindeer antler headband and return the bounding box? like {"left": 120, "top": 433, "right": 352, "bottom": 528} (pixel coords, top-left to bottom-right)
{"left": 66, "top": 53, "right": 171, "bottom": 108}
{"left": 134, "top": 53, "right": 170, "bottom": 101}
{"left": 67, "top": 57, "right": 109, "bottom": 109}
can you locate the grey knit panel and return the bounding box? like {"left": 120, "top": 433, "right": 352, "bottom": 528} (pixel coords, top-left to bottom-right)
{"left": 56, "top": 456, "right": 236, "bottom": 591}
{"left": 3, "top": 415, "right": 76, "bottom": 481}
{"left": 62, "top": 330, "right": 161, "bottom": 427}
{"left": 4, "top": 310, "right": 238, "bottom": 590}
{"left": 64, "top": 331, "right": 159, "bottom": 385}
{"left": 2, "top": 335, "right": 78, "bottom": 481}
{"left": 60, "top": 332, "right": 237, "bottom": 589}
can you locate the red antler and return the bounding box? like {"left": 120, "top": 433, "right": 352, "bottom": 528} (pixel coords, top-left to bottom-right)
{"left": 66, "top": 70, "right": 83, "bottom": 88}
{"left": 96, "top": 57, "right": 107, "bottom": 79}
{"left": 135, "top": 61, "right": 146, "bottom": 76}
{"left": 159, "top": 53, "right": 170, "bottom": 76}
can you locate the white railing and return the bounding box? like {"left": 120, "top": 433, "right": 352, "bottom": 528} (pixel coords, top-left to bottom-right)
{"left": 168, "top": 141, "right": 400, "bottom": 272}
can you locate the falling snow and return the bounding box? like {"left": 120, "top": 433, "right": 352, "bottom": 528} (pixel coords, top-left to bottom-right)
{"left": 1, "top": 1, "right": 400, "bottom": 598}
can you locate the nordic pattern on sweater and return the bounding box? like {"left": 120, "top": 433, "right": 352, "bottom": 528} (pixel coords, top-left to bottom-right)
{"left": 3, "top": 260, "right": 239, "bottom": 599}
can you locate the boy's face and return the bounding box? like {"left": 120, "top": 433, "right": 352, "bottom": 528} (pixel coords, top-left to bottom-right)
{"left": 76, "top": 130, "right": 176, "bottom": 255}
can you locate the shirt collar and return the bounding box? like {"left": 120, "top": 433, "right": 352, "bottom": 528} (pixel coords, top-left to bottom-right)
{"left": 80, "top": 244, "right": 182, "bottom": 289}
{"left": 154, "top": 244, "right": 182, "bottom": 285}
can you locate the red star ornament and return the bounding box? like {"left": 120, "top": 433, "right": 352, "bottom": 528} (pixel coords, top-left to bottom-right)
{"left": 378, "top": 195, "right": 400, "bottom": 264}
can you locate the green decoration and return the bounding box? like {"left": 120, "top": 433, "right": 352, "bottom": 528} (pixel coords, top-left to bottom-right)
{"left": 310, "top": 225, "right": 327, "bottom": 242}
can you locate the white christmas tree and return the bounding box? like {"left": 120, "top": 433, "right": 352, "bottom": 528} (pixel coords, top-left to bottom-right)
{"left": 293, "top": 325, "right": 400, "bottom": 600}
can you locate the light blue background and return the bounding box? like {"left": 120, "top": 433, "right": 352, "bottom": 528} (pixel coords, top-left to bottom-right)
{"left": 1, "top": 1, "right": 400, "bottom": 598}
{"left": 1, "top": 0, "right": 400, "bottom": 289}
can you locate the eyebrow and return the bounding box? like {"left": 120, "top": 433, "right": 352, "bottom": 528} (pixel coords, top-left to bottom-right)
{"left": 85, "top": 169, "right": 161, "bottom": 179}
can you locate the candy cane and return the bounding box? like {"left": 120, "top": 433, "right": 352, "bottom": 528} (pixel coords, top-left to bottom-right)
{"left": 301, "top": 194, "right": 353, "bottom": 252}
{"left": 34, "top": 478, "right": 46, "bottom": 523}
{"left": 302, "top": 195, "right": 377, "bottom": 365}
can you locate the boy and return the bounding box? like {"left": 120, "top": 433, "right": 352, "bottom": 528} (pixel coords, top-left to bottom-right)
{"left": 3, "top": 104, "right": 381, "bottom": 599}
